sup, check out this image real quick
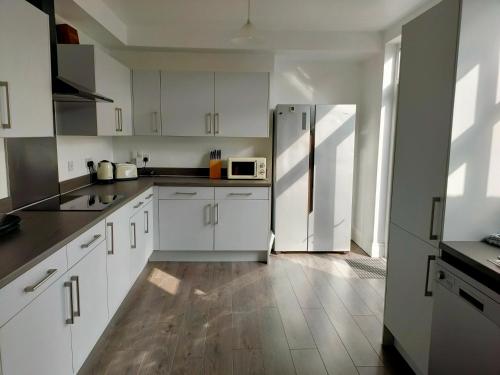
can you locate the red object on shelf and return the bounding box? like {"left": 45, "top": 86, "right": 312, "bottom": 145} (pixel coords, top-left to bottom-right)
{"left": 56, "top": 24, "right": 79, "bottom": 44}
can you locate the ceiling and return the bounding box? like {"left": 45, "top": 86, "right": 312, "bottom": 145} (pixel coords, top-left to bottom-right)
{"left": 56, "top": 0, "right": 433, "bottom": 54}
{"left": 102, "top": 0, "right": 430, "bottom": 32}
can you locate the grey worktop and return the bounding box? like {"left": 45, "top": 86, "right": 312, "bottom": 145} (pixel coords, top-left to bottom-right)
{"left": 440, "top": 241, "right": 500, "bottom": 293}
{"left": 0, "top": 176, "right": 271, "bottom": 289}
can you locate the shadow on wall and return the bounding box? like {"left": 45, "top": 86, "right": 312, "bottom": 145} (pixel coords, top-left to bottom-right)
{"left": 443, "top": 1, "right": 500, "bottom": 241}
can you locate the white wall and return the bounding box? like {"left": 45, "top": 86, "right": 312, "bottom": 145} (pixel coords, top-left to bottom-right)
{"left": 113, "top": 136, "right": 271, "bottom": 169}
{"left": 352, "top": 53, "right": 384, "bottom": 254}
{"left": 443, "top": 0, "right": 500, "bottom": 240}
{"left": 56, "top": 136, "right": 114, "bottom": 181}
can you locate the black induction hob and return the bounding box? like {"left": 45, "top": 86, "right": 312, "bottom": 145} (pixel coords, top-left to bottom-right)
{"left": 25, "top": 194, "right": 124, "bottom": 212}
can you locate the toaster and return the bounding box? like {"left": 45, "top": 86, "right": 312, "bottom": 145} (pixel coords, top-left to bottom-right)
{"left": 115, "top": 163, "right": 138, "bottom": 180}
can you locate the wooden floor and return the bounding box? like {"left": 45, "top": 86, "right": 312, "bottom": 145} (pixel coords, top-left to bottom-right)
{"left": 81, "top": 246, "right": 412, "bottom": 375}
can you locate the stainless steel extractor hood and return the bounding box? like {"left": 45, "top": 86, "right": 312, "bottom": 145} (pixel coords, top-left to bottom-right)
{"left": 27, "top": 0, "right": 113, "bottom": 103}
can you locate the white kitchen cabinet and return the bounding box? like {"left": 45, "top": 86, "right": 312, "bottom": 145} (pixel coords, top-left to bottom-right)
{"left": 132, "top": 70, "right": 162, "bottom": 135}
{"left": 0, "top": 275, "right": 73, "bottom": 375}
{"left": 162, "top": 72, "right": 214, "bottom": 136}
{"left": 159, "top": 199, "right": 214, "bottom": 251}
{"left": 56, "top": 45, "right": 132, "bottom": 136}
{"left": 214, "top": 199, "right": 269, "bottom": 250}
{"left": 95, "top": 48, "right": 132, "bottom": 136}
{"left": 129, "top": 207, "right": 146, "bottom": 282}
{"left": 69, "top": 242, "right": 109, "bottom": 373}
{"left": 0, "top": 0, "right": 53, "bottom": 138}
{"left": 143, "top": 201, "right": 154, "bottom": 260}
{"left": 106, "top": 207, "right": 132, "bottom": 318}
{"left": 214, "top": 72, "right": 269, "bottom": 137}
{"left": 385, "top": 224, "right": 438, "bottom": 374}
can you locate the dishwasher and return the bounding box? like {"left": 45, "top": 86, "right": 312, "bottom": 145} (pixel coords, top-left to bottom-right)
{"left": 429, "top": 260, "right": 500, "bottom": 374}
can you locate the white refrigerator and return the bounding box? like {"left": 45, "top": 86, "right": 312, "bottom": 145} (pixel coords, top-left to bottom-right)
{"left": 273, "top": 104, "right": 356, "bottom": 252}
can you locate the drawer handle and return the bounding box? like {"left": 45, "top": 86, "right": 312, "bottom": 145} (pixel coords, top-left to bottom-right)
{"left": 131, "top": 222, "right": 137, "bottom": 248}
{"left": 145, "top": 211, "right": 149, "bottom": 233}
{"left": 65, "top": 281, "right": 75, "bottom": 325}
{"left": 429, "top": 197, "right": 441, "bottom": 240}
{"left": 145, "top": 194, "right": 154, "bottom": 200}
{"left": 80, "top": 234, "right": 102, "bottom": 249}
{"left": 229, "top": 192, "right": 253, "bottom": 196}
{"left": 175, "top": 192, "right": 197, "bottom": 196}
{"left": 71, "top": 276, "right": 81, "bottom": 317}
{"left": 24, "top": 269, "right": 58, "bottom": 293}
{"left": 0, "top": 81, "right": 12, "bottom": 129}
{"left": 133, "top": 201, "right": 144, "bottom": 209}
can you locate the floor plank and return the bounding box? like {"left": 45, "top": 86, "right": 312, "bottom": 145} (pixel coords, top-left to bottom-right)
{"left": 291, "top": 349, "right": 328, "bottom": 375}
{"left": 203, "top": 306, "right": 233, "bottom": 375}
{"left": 303, "top": 308, "right": 358, "bottom": 375}
{"left": 232, "top": 349, "right": 265, "bottom": 375}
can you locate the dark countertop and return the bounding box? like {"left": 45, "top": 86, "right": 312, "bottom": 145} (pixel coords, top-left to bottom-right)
{"left": 440, "top": 241, "right": 500, "bottom": 294}
{"left": 0, "top": 176, "right": 271, "bottom": 289}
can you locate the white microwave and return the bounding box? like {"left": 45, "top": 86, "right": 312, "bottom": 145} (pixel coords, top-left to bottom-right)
{"left": 227, "top": 157, "right": 267, "bottom": 180}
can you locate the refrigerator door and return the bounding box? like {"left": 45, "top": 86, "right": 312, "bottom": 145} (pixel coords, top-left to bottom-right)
{"left": 274, "top": 105, "right": 311, "bottom": 252}
{"left": 308, "top": 105, "right": 356, "bottom": 252}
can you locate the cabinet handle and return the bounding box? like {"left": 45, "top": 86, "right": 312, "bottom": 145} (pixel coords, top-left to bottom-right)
{"left": 205, "top": 204, "right": 212, "bottom": 225}
{"left": 24, "top": 269, "right": 58, "bottom": 293}
{"left": 115, "top": 108, "right": 120, "bottom": 131}
{"left": 214, "top": 203, "right": 219, "bottom": 224}
{"left": 206, "top": 113, "right": 212, "bottom": 134}
{"left": 429, "top": 197, "right": 441, "bottom": 240}
{"left": 80, "top": 234, "right": 102, "bottom": 249}
{"left": 175, "top": 192, "right": 197, "bottom": 196}
{"left": 153, "top": 111, "right": 159, "bottom": 133}
{"left": 71, "top": 276, "right": 81, "bottom": 317}
{"left": 145, "top": 193, "right": 154, "bottom": 200}
{"left": 65, "top": 281, "right": 75, "bottom": 325}
{"left": 145, "top": 211, "right": 149, "bottom": 233}
{"left": 229, "top": 192, "right": 253, "bottom": 196}
{"left": 0, "top": 81, "right": 12, "bottom": 129}
{"left": 424, "top": 255, "right": 436, "bottom": 297}
{"left": 131, "top": 222, "right": 137, "bottom": 248}
{"left": 107, "top": 222, "right": 114, "bottom": 255}
{"left": 133, "top": 201, "right": 144, "bottom": 209}
{"left": 214, "top": 113, "right": 220, "bottom": 134}
{"left": 301, "top": 112, "right": 308, "bottom": 130}
{"left": 119, "top": 108, "right": 123, "bottom": 131}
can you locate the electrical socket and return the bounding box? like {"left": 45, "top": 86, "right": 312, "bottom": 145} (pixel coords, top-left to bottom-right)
{"left": 67, "top": 160, "right": 74, "bottom": 172}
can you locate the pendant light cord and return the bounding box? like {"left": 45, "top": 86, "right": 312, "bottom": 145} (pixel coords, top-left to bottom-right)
{"left": 247, "top": 0, "right": 251, "bottom": 23}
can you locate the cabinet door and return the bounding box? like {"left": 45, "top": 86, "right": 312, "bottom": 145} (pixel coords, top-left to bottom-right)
{"left": 214, "top": 199, "right": 269, "bottom": 251}
{"left": 0, "top": 0, "right": 53, "bottom": 137}
{"left": 70, "top": 242, "right": 109, "bottom": 373}
{"left": 95, "top": 48, "right": 132, "bottom": 136}
{"left": 385, "top": 223, "right": 438, "bottom": 374}
{"left": 132, "top": 70, "right": 162, "bottom": 135}
{"left": 162, "top": 72, "right": 214, "bottom": 136}
{"left": 0, "top": 276, "right": 73, "bottom": 375}
{"left": 390, "top": 0, "right": 461, "bottom": 246}
{"left": 159, "top": 199, "right": 214, "bottom": 250}
{"left": 106, "top": 207, "right": 131, "bottom": 318}
{"left": 129, "top": 208, "right": 146, "bottom": 282}
{"left": 214, "top": 72, "right": 269, "bottom": 137}
{"left": 143, "top": 201, "right": 154, "bottom": 259}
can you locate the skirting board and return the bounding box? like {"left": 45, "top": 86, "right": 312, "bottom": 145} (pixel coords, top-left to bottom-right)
{"left": 150, "top": 250, "right": 268, "bottom": 263}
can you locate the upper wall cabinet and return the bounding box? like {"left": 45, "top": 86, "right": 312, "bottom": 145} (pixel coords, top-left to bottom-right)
{"left": 0, "top": 0, "right": 54, "bottom": 138}
{"left": 132, "top": 70, "right": 162, "bottom": 136}
{"left": 214, "top": 72, "right": 269, "bottom": 138}
{"left": 162, "top": 72, "right": 214, "bottom": 136}
{"left": 56, "top": 45, "right": 132, "bottom": 136}
{"left": 132, "top": 71, "right": 270, "bottom": 138}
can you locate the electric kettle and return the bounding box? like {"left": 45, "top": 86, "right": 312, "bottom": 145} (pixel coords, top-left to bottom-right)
{"left": 97, "top": 160, "right": 114, "bottom": 183}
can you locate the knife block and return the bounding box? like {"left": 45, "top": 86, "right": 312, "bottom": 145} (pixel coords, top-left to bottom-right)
{"left": 209, "top": 160, "right": 222, "bottom": 179}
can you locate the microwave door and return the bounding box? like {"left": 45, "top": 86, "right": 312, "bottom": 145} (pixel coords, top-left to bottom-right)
{"left": 233, "top": 161, "right": 256, "bottom": 178}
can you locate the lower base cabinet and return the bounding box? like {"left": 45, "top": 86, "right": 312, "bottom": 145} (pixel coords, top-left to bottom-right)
{"left": 130, "top": 206, "right": 147, "bottom": 282}
{"left": 69, "top": 242, "right": 109, "bottom": 373}
{"left": 214, "top": 199, "right": 269, "bottom": 250}
{"left": 385, "top": 223, "right": 438, "bottom": 374}
{"left": 0, "top": 274, "right": 74, "bottom": 375}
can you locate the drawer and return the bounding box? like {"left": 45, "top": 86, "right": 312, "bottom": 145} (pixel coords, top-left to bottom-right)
{"left": 128, "top": 187, "right": 154, "bottom": 215}
{"left": 67, "top": 221, "right": 106, "bottom": 268}
{"left": 215, "top": 187, "right": 270, "bottom": 200}
{"left": 0, "top": 247, "right": 67, "bottom": 327}
{"left": 158, "top": 186, "right": 214, "bottom": 200}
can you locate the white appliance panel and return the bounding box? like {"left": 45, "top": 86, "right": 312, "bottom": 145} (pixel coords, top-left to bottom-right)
{"left": 308, "top": 105, "right": 356, "bottom": 252}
